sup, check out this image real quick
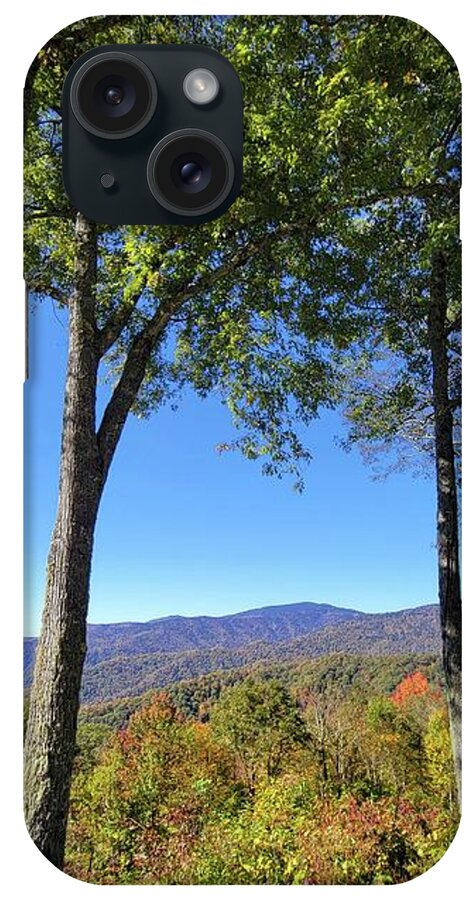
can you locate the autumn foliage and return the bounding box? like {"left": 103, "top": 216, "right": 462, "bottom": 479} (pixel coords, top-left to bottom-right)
{"left": 391, "top": 671, "right": 440, "bottom": 706}
{"left": 65, "top": 669, "right": 458, "bottom": 885}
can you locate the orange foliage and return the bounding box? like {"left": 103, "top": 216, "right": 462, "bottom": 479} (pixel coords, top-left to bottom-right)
{"left": 391, "top": 672, "right": 441, "bottom": 707}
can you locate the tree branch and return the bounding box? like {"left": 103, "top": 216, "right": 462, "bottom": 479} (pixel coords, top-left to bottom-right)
{"left": 27, "top": 279, "right": 69, "bottom": 305}
{"left": 304, "top": 14, "right": 345, "bottom": 28}
{"left": 436, "top": 107, "right": 462, "bottom": 157}
{"left": 24, "top": 206, "right": 75, "bottom": 221}
{"left": 97, "top": 286, "right": 147, "bottom": 358}
{"left": 349, "top": 181, "right": 458, "bottom": 210}
{"left": 446, "top": 310, "right": 461, "bottom": 336}
{"left": 96, "top": 301, "right": 180, "bottom": 476}
{"left": 95, "top": 226, "right": 297, "bottom": 475}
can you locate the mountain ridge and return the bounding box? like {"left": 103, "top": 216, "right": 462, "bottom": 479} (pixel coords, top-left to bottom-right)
{"left": 26, "top": 600, "right": 364, "bottom": 666}
{"left": 24, "top": 602, "right": 440, "bottom": 703}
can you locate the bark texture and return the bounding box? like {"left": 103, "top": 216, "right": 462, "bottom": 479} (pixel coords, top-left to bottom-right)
{"left": 428, "top": 249, "right": 462, "bottom": 810}
{"left": 24, "top": 214, "right": 103, "bottom": 868}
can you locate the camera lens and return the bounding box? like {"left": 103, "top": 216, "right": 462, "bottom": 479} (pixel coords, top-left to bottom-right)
{"left": 70, "top": 52, "right": 157, "bottom": 139}
{"left": 104, "top": 86, "right": 124, "bottom": 106}
{"left": 172, "top": 154, "right": 212, "bottom": 194}
{"left": 180, "top": 161, "right": 202, "bottom": 185}
{"left": 147, "top": 129, "right": 234, "bottom": 215}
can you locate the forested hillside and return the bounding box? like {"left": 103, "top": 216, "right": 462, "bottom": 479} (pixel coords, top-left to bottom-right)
{"left": 24, "top": 603, "right": 440, "bottom": 702}
{"left": 76, "top": 652, "right": 443, "bottom": 730}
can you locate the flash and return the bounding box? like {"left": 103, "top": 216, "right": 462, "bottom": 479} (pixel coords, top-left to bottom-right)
{"left": 183, "top": 68, "right": 219, "bottom": 105}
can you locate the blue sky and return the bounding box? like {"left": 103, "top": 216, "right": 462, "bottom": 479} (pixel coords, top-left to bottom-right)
{"left": 24, "top": 299, "right": 437, "bottom": 636}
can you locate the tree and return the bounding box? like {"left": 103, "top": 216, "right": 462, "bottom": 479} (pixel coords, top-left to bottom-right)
{"left": 24, "top": 14, "right": 461, "bottom": 867}
{"left": 23, "top": 15, "right": 336, "bottom": 864}
{"left": 390, "top": 672, "right": 438, "bottom": 707}
{"left": 332, "top": 23, "right": 461, "bottom": 802}
{"left": 210, "top": 679, "right": 308, "bottom": 791}
{"left": 424, "top": 708, "right": 457, "bottom": 813}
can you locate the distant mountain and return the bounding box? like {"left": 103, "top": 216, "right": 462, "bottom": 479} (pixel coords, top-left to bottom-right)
{"left": 281, "top": 606, "right": 440, "bottom": 658}
{"left": 25, "top": 601, "right": 361, "bottom": 670}
{"left": 24, "top": 602, "right": 440, "bottom": 703}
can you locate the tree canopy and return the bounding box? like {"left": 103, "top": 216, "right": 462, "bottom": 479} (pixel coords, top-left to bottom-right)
{"left": 25, "top": 15, "right": 460, "bottom": 485}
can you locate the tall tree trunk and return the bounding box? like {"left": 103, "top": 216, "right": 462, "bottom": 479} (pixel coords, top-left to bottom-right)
{"left": 428, "top": 249, "right": 462, "bottom": 810}
{"left": 24, "top": 214, "right": 103, "bottom": 868}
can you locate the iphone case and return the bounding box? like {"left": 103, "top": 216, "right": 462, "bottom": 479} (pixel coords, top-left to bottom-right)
{"left": 24, "top": 14, "right": 461, "bottom": 884}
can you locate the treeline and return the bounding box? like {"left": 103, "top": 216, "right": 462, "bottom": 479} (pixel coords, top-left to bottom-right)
{"left": 77, "top": 651, "right": 443, "bottom": 730}
{"left": 66, "top": 664, "right": 457, "bottom": 884}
